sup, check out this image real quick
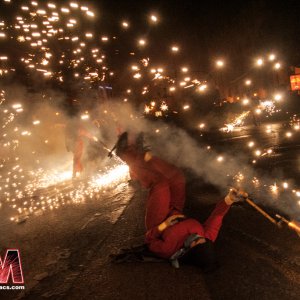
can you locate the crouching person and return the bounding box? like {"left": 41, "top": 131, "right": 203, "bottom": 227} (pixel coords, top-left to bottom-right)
{"left": 109, "top": 131, "right": 186, "bottom": 231}
{"left": 145, "top": 189, "right": 247, "bottom": 273}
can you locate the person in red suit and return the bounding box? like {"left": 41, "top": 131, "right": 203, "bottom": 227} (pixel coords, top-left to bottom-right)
{"left": 145, "top": 152, "right": 186, "bottom": 215}
{"left": 65, "top": 119, "right": 97, "bottom": 178}
{"left": 146, "top": 189, "right": 246, "bottom": 271}
{"left": 109, "top": 132, "right": 186, "bottom": 236}
{"left": 111, "top": 132, "right": 246, "bottom": 272}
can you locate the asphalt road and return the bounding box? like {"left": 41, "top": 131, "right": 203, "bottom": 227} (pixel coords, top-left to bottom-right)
{"left": 0, "top": 182, "right": 134, "bottom": 299}
{"left": 1, "top": 177, "right": 300, "bottom": 299}
{"left": 66, "top": 182, "right": 300, "bottom": 300}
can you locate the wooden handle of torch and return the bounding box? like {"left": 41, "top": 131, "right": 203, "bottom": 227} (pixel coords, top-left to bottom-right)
{"left": 245, "top": 198, "right": 278, "bottom": 225}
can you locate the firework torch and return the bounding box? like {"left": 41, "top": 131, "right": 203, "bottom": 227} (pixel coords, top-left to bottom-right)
{"left": 245, "top": 198, "right": 279, "bottom": 226}
{"left": 236, "top": 189, "right": 300, "bottom": 236}
{"left": 230, "top": 187, "right": 279, "bottom": 226}
{"left": 276, "top": 214, "right": 300, "bottom": 237}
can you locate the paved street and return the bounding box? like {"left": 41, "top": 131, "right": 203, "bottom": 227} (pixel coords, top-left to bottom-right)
{"left": 0, "top": 182, "right": 134, "bottom": 299}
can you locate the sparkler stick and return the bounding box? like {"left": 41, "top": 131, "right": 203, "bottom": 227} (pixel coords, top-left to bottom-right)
{"left": 245, "top": 198, "right": 278, "bottom": 225}
{"left": 245, "top": 197, "right": 300, "bottom": 237}
{"left": 229, "top": 186, "right": 279, "bottom": 225}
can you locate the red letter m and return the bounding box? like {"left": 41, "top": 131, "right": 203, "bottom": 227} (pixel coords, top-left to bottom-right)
{"left": 0, "top": 249, "right": 24, "bottom": 284}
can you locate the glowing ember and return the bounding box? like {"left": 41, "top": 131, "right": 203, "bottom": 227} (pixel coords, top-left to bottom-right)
{"left": 270, "top": 183, "right": 278, "bottom": 194}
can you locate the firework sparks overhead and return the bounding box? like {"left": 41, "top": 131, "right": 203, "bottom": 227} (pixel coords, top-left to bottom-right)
{"left": 0, "top": 0, "right": 208, "bottom": 116}
{"left": 0, "top": 0, "right": 109, "bottom": 88}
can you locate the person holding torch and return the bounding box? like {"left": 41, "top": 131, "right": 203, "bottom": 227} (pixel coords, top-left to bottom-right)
{"left": 110, "top": 132, "right": 246, "bottom": 272}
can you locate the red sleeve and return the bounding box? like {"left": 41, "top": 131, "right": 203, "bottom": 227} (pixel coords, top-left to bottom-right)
{"left": 79, "top": 128, "right": 94, "bottom": 140}
{"left": 203, "top": 199, "right": 231, "bottom": 242}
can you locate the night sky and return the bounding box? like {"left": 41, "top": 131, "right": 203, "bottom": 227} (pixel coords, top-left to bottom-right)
{"left": 1, "top": 0, "right": 299, "bottom": 74}
{"left": 93, "top": 0, "right": 300, "bottom": 72}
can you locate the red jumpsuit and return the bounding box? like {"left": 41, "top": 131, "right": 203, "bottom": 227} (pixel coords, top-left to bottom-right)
{"left": 147, "top": 156, "right": 186, "bottom": 214}
{"left": 72, "top": 128, "right": 95, "bottom": 177}
{"left": 73, "top": 138, "right": 84, "bottom": 175}
{"left": 119, "top": 148, "right": 183, "bottom": 232}
{"left": 145, "top": 199, "right": 231, "bottom": 259}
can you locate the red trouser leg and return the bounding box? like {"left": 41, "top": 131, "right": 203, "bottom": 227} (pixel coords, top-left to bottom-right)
{"left": 145, "top": 181, "right": 171, "bottom": 231}
{"left": 168, "top": 173, "right": 186, "bottom": 214}
{"left": 203, "top": 199, "right": 231, "bottom": 242}
{"left": 73, "top": 140, "right": 84, "bottom": 175}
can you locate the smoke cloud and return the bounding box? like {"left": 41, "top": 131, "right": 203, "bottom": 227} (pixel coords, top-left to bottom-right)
{"left": 98, "top": 100, "right": 300, "bottom": 219}
{"left": 1, "top": 87, "right": 299, "bottom": 219}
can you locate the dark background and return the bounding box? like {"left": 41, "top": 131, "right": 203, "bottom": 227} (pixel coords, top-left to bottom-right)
{"left": 95, "top": 0, "right": 300, "bottom": 73}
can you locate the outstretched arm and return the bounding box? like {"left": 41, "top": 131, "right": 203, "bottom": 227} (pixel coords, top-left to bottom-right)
{"left": 203, "top": 189, "right": 247, "bottom": 242}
